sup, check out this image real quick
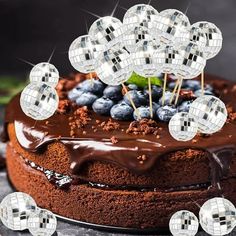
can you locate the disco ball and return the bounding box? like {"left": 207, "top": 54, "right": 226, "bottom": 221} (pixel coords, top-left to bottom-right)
{"left": 123, "top": 25, "right": 152, "bottom": 53}
{"left": 68, "top": 35, "right": 105, "bottom": 73}
{"left": 199, "top": 197, "right": 236, "bottom": 236}
{"left": 28, "top": 209, "right": 57, "bottom": 236}
{"left": 89, "top": 16, "right": 126, "bottom": 49}
{"left": 29, "top": 62, "right": 59, "bottom": 88}
{"left": 189, "top": 95, "right": 228, "bottom": 134}
{"left": 154, "top": 45, "right": 183, "bottom": 75}
{"left": 123, "top": 4, "right": 158, "bottom": 30}
{"left": 132, "top": 39, "right": 161, "bottom": 77}
{"left": 192, "top": 21, "right": 223, "bottom": 59}
{"left": 169, "top": 210, "right": 199, "bottom": 236}
{"left": 0, "top": 192, "right": 37, "bottom": 231}
{"left": 178, "top": 42, "right": 206, "bottom": 79}
{"left": 95, "top": 48, "right": 133, "bottom": 86}
{"left": 189, "top": 26, "right": 207, "bottom": 51}
{"left": 20, "top": 83, "right": 59, "bottom": 120}
{"left": 150, "top": 9, "right": 190, "bottom": 47}
{"left": 169, "top": 112, "right": 198, "bottom": 141}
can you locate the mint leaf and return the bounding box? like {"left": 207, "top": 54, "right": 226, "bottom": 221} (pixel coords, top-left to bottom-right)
{"left": 126, "top": 72, "right": 162, "bottom": 88}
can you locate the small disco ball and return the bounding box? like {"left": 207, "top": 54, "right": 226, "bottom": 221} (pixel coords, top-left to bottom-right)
{"left": 189, "top": 95, "right": 227, "bottom": 134}
{"left": 154, "top": 45, "right": 183, "bottom": 75}
{"left": 199, "top": 197, "right": 236, "bottom": 236}
{"left": 68, "top": 35, "right": 105, "bottom": 73}
{"left": 0, "top": 192, "right": 37, "bottom": 231}
{"left": 169, "top": 210, "right": 199, "bottom": 236}
{"left": 123, "top": 25, "right": 152, "bottom": 53}
{"left": 178, "top": 42, "right": 206, "bottom": 79}
{"left": 96, "top": 48, "right": 133, "bottom": 86}
{"left": 89, "top": 16, "right": 126, "bottom": 49}
{"left": 28, "top": 209, "right": 57, "bottom": 236}
{"left": 168, "top": 112, "right": 198, "bottom": 141}
{"left": 30, "top": 62, "right": 59, "bottom": 88}
{"left": 20, "top": 83, "right": 59, "bottom": 120}
{"left": 189, "top": 26, "right": 207, "bottom": 51}
{"left": 192, "top": 21, "right": 223, "bottom": 59}
{"left": 132, "top": 39, "right": 161, "bottom": 77}
{"left": 150, "top": 9, "right": 190, "bottom": 47}
{"left": 123, "top": 4, "right": 158, "bottom": 30}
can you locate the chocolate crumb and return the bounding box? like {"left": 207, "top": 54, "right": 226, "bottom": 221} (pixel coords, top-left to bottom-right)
{"left": 192, "top": 139, "right": 197, "bottom": 143}
{"left": 126, "top": 119, "right": 159, "bottom": 136}
{"left": 110, "top": 136, "right": 118, "bottom": 144}
{"left": 45, "top": 121, "right": 49, "bottom": 125}
{"left": 82, "top": 131, "right": 87, "bottom": 135}
{"left": 100, "top": 119, "right": 120, "bottom": 131}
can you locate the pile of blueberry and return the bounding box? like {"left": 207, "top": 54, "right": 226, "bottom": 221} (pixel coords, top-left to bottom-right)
{"left": 68, "top": 78, "right": 214, "bottom": 122}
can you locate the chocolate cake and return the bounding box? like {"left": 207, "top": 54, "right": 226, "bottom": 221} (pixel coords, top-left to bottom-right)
{"left": 1, "top": 73, "right": 236, "bottom": 231}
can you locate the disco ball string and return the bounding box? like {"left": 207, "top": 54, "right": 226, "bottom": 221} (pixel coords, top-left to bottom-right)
{"left": 68, "top": 3, "right": 223, "bottom": 123}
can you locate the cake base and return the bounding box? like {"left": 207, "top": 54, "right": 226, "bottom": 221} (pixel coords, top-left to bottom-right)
{"left": 7, "top": 143, "right": 236, "bottom": 231}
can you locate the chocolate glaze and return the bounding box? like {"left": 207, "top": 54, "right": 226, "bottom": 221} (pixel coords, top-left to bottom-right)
{"left": 1, "top": 75, "right": 236, "bottom": 188}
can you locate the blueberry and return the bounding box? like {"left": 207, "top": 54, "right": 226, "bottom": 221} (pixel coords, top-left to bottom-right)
{"left": 68, "top": 87, "right": 84, "bottom": 101}
{"left": 194, "top": 89, "right": 214, "bottom": 97}
{"left": 185, "top": 80, "right": 201, "bottom": 91}
{"left": 76, "top": 92, "right": 98, "bottom": 107}
{"left": 92, "top": 97, "right": 114, "bottom": 115}
{"left": 143, "top": 85, "right": 163, "bottom": 100}
{"left": 124, "top": 90, "right": 147, "bottom": 107}
{"left": 205, "top": 84, "right": 214, "bottom": 92}
{"left": 168, "top": 80, "right": 187, "bottom": 90}
{"left": 152, "top": 102, "right": 161, "bottom": 115}
{"left": 159, "top": 91, "right": 180, "bottom": 106}
{"left": 78, "top": 79, "right": 105, "bottom": 95}
{"left": 103, "top": 85, "right": 122, "bottom": 101}
{"left": 156, "top": 105, "right": 177, "bottom": 122}
{"left": 133, "top": 106, "right": 151, "bottom": 120}
{"left": 178, "top": 100, "right": 193, "bottom": 113}
{"left": 110, "top": 102, "right": 134, "bottom": 120}
{"left": 128, "top": 84, "right": 139, "bottom": 90}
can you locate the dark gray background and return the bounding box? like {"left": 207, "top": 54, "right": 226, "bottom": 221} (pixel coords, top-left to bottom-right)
{"left": 0, "top": 0, "right": 235, "bottom": 81}
{"left": 0, "top": 1, "right": 236, "bottom": 235}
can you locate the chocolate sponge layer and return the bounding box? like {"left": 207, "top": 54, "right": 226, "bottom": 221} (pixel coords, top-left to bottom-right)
{"left": 7, "top": 143, "right": 236, "bottom": 229}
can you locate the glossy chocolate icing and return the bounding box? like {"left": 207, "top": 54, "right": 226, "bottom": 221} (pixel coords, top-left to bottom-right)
{"left": 1, "top": 75, "right": 236, "bottom": 188}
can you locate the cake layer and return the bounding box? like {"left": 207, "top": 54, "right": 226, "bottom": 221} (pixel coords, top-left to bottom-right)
{"left": 7, "top": 125, "right": 236, "bottom": 189}
{"left": 7, "top": 142, "right": 236, "bottom": 230}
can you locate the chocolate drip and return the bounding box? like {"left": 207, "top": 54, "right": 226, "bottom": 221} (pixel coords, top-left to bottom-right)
{"left": 1, "top": 76, "right": 236, "bottom": 187}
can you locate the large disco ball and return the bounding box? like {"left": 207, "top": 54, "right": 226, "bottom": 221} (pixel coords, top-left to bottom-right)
{"left": 150, "top": 9, "right": 190, "bottom": 47}
{"left": 89, "top": 16, "right": 126, "bottom": 49}
{"left": 68, "top": 35, "right": 105, "bottom": 73}
{"left": 169, "top": 210, "right": 199, "bottom": 236}
{"left": 123, "top": 4, "right": 158, "bottom": 30}
{"left": 20, "top": 83, "right": 59, "bottom": 120}
{"left": 199, "top": 198, "right": 236, "bottom": 236}
{"left": 192, "top": 21, "right": 223, "bottom": 59}
{"left": 154, "top": 45, "right": 183, "bottom": 75}
{"left": 95, "top": 48, "right": 133, "bottom": 86}
{"left": 178, "top": 42, "right": 206, "bottom": 79}
{"left": 132, "top": 39, "right": 161, "bottom": 77}
{"left": 0, "top": 192, "right": 37, "bottom": 231}
{"left": 123, "top": 25, "right": 152, "bottom": 53}
{"left": 189, "top": 95, "right": 228, "bottom": 134}
{"left": 30, "top": 62, "right": 59, "bottom": 88}
{"left": 169, "top": 112, "right": 198, "bottom": 141}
